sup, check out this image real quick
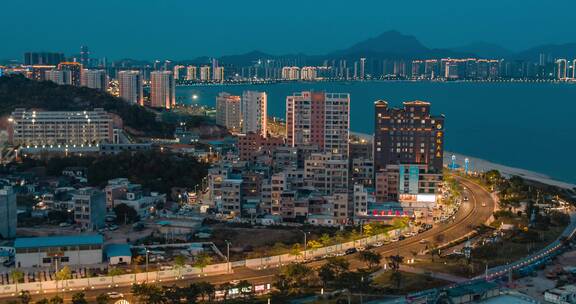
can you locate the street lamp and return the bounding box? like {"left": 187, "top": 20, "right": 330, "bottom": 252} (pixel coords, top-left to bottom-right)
{"left": 145, "top": 249, "right": 150, "bottom": 282}
{"left": 298, "top": 230, "right": 309, "bottom": 260}
{"left": 225, "top": 240, "right": 231, "bottom": 273}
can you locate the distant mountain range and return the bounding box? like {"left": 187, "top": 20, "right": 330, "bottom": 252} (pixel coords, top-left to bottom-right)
{"left": 173, "top": 30, "right": 575, "bottom": 66}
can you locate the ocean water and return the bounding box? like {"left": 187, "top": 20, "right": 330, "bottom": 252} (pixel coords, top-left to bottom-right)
{"left": 176, "top": 81, "right": 576, "bottom": 184}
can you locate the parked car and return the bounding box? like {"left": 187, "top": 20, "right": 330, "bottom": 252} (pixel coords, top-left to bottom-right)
{"left": 373, "top": 242, "right": 384, "bottom": 247}
{"left": 345, "top": 248, "right": 357, "bottom": 255}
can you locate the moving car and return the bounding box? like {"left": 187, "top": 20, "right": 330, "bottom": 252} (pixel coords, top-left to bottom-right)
{"left": 107, "top": 292, "right": 124, "bottom": 299}
{"left": 345, "top": 248, "right": 357, "bottom": 255}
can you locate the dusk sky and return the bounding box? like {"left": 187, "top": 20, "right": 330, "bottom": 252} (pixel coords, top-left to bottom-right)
{"left": 3, "top": 0, "right": 576, "bottom": 60}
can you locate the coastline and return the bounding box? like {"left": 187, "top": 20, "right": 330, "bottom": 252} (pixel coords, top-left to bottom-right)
{"left": 350, "top": 132, "right": 575, "bottom": 190}
{"left": 444, "top": 152, "right": 576, "bottom": 190}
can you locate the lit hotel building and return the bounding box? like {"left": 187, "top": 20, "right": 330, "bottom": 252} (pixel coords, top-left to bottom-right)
{"left": 150, "top": 71, "right": 175, "bottom": 109}
{"left": 286, "top": 91, "right": 350, "bottom": 156}
{"left": 118, "top": 71, "right": 143, "bottom": 105}
{"left": 8, "top": 108, "right": 115, "bottom": 147}
{"left": 373, "top": 100, "right": 444, "bottom": 212}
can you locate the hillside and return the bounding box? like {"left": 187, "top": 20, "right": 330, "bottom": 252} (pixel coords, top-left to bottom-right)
{"left": 0, "top": 75, "right": 174, "bottom": 137}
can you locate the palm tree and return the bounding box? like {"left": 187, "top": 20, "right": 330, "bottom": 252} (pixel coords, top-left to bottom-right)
{"left": 219, "top": 282, "right": 233, "bottom": 302}
{"left": 196, "top": 281, "right": 215, "bottom": 302}
{"left": 71, "top": 292, "right": 88, "bottom": 304}
{"left": 10, "top": 270, "right": 24, "bottom": 293}
{"left": 48, "top": 296, "right": 63, "bottom": 304}
{"left": 55, "top": 266, "right": 71, "bottom": 290}
{"left": 17, "top": 290, "right": 31, "bottom": 304}
{"left": 387, "top": 254, "right": 404, "bottom": 289}
{"left": 358, "top": 251, "right": 382, "bottom": 269}
{"left": 95, "top": 294, "right": 109, "bottom": 304}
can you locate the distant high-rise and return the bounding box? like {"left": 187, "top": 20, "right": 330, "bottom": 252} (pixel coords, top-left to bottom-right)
{"left": 200, "top": 66, "right": 211, "bottom": 81}
{"left": 150, "top": 71, "right": 175, "bottom": 109}
{"left": 81, "top": 69, "right": 107, "bottom": 91}
{"left": 216, "top": 92, "right": 242, "bottom": 132}
{"left": 556, "top": 59, "right": 568, "bottom": 80}
{"left": 213, "top": 66, "right": 224, "bottom": 82}
{"left": 118, "top": 71, "right": 143, "bottom": 105}
{"left": 286, "top": 91, "right": 350, "bottom": 156}
{"left": 211, "top": 58, "right": 219, "bottom": 79}
{"left": 360, "top": 57, "right": 366, "bottom": 79}
{"left": 373, "top": 100, "right": 444, "bottom": 172}
{"left": 241, "top": 91, "right": 267, "bottom": 136}
{"left": 57, "top": 62, "right": 83, "bottom": 86}
{"left": 80, "top": 46, "right": 90, "bottom": 68}
{"left": 45, "top": 69, "right": 71, "bottom": 85}
{"left": 186, "top": 66, "right": 197, "bottom": 81}
{"left": 24, "top": 52, "right": 64, "bottom": 65}
{"left": 173, "top": 65, "right": 186, "bottom": 80}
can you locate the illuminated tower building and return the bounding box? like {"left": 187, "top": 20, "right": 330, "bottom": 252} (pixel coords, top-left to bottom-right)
{"left": 57, "top": 62, "right": 83, "bottom": 86}
{"left": 118, "top": 71, "right": 143, "bottom": 105}
{"left": 241, "top": 91, "right": 267, "bottom": 137}
{"left": 150, "top": 71, "right": 175, "bottom": 109}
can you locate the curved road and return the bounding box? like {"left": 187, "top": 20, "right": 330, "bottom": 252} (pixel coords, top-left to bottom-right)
{"left": 6, "top": 177, "right": 495, "bottom": 302}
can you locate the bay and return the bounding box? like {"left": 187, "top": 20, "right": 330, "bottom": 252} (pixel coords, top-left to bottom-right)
{"left": 176, "top": 81, "right": 576, "bottom": 184}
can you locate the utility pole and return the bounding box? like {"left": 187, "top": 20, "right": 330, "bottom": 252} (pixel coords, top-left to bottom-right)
{"left": 225, "top": 240, "right": 231, "bottom": 273}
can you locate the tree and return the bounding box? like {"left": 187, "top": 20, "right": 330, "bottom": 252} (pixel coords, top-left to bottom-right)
{"left": 173, "top": 254, "right": 187, "bottom": 278}
{"left": 113, "top": 203, "right": 139, "bottom": 224}
{"left": 387, "top": 254, "right": 404, "bottom": 289}
{"left": 10, "top": 270, "right": 24, "bottom": 292}
{"left": 55, "top": 266, "right": 71, "bottom": 290}
{"left": 196, "top": 281, "right": 215, "bottom": 302}
{"left": 95, "top": 294, "right": 109, "bottom": 304}
{"left": 319, "top": 234, "right": 331, "bottom": 246}
{"left": 18, "top": 290, "right": 31, "bottom": 304}
{"left": 162, "top": 285, "right": 184, "bottom": 304}
{"left": 274, "top": 263, "right": 315, "bottom": 295}
{"left": 306, "top": 240, "right": 323, "bottom": 249}
{"left": 359, "top": 251, "right": 382, "bottom": 269}
{"left": 71, "top": 292, "right": 88, "bottom": 304}
{"left": 35, "top": 299, "right": 49, "bottom": 304}
{"left": 289, "top": 243, "right": 302, "bottom": 259}
{"left": 48, "top": 296, "right": 63, "bottom": 304}
{"left": 183, "top": 283, "right": 200, "bottom": 303}
{"left": 193, "top": 252, "right": 212, "bottom": 272}
{"left": 131, "top": 283, "right": 164, "bottom": 304}
{"left": 318, "top": 257, "right": 350, "bottom": 287}
{"left": 220, "top": 282, "right": 234, "bottom": 302}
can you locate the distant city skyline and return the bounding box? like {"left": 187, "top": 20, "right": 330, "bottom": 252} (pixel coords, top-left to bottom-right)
{"left": 2, "top": 0, "right": 576, "bottom": 60}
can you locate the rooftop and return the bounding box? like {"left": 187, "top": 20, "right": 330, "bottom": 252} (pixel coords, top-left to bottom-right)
{"left": 14, "top": 235, "right": 103, "bottom": 249}
{"left": 105, "top": 244, "right": 132, "bottom": 258}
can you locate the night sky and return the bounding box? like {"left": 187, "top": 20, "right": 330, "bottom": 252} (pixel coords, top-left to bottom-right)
{"left": 3, "top": 0, "right": 575, "bottom": 60}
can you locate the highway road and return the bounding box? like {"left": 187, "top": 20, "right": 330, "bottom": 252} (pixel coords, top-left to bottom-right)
{"left": 6, "top": 176, "right": 495, "bottom": 303}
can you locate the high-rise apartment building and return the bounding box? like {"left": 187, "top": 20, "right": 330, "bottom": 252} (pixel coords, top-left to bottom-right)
{"left": 150, "top": 71, "right": 175, "bottom": 109}
{"left": 286, "top": 91, "right": 350, "bottom": 156}
{"left": 57, "top": 62, "right": 83, "bottom": 86}
{"left": 44, "top": 69, "right": 71, "bottom": 85}
{"left": 200, "top": 66, "right": 211, "bottom": 81}
{"left": 216, "top": 92, "right": 241, "bottom": 132}
{"left": 24, "top": 52, "right": 64, "bottom": 65}
{"left": 213, "top": 67, "right": 224, "bottom": 82}
{"left": 556, "top": 59, "right": 568, "bottom": 80}
{"left": 118, "top": 71, "right": 143, "bottom": 105}
{"left": 241, "top": 91, "right": 267, "bottom": 136}
{"left": 80, "top": 69, "right": 107, "bottom": 91}
{"left": 173, "top": 65, "right": 186, "bottom": 80}
{"left": 80, "top": 46, "right": 90, "bottom": 68}
{"left": 373, "top": 100, "right": 444, "bottom": 172}
{"left": 186, "top": 66, "right": 197, "bottom": 81}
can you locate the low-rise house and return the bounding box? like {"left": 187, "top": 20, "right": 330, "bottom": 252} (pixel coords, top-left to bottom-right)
{"left": 545, "top": 285, "right": 576, "bottom": 304}
{"left": 14, "top": 235, "right": 103, "bottom": 268}
{"left": 106, "top": 244, "right": 132, "bottom": 265}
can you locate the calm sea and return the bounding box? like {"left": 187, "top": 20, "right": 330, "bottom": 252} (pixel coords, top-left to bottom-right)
{"left": 176, "top": 81, "right": 576, "bottom": 184}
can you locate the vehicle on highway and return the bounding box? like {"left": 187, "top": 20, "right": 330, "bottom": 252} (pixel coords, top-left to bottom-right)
{"left": 107, "top": 292, "right": 124, "bottom": 299}
{"left": 345, "top": 248, "right": 357, "bottom": 255}
{"left": 373, "top": 242, "right": 384, "bottom": 247}
{"left": 463, "top": 196, "right": 469, "bottom": 201}
{"left": 357, "top": 246, "right": 366, "bottom": 252}
{"left": 482, "top": 202, "right": 487, "bottom": 207}
{"left": 419, "top": 239, "right": 429, "bottom": 244}
{"left": 390, "top": 237, "right": 399, "bottom": 242}
{"left": 398, "top": 235, "right": 406, "bottom": 241}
